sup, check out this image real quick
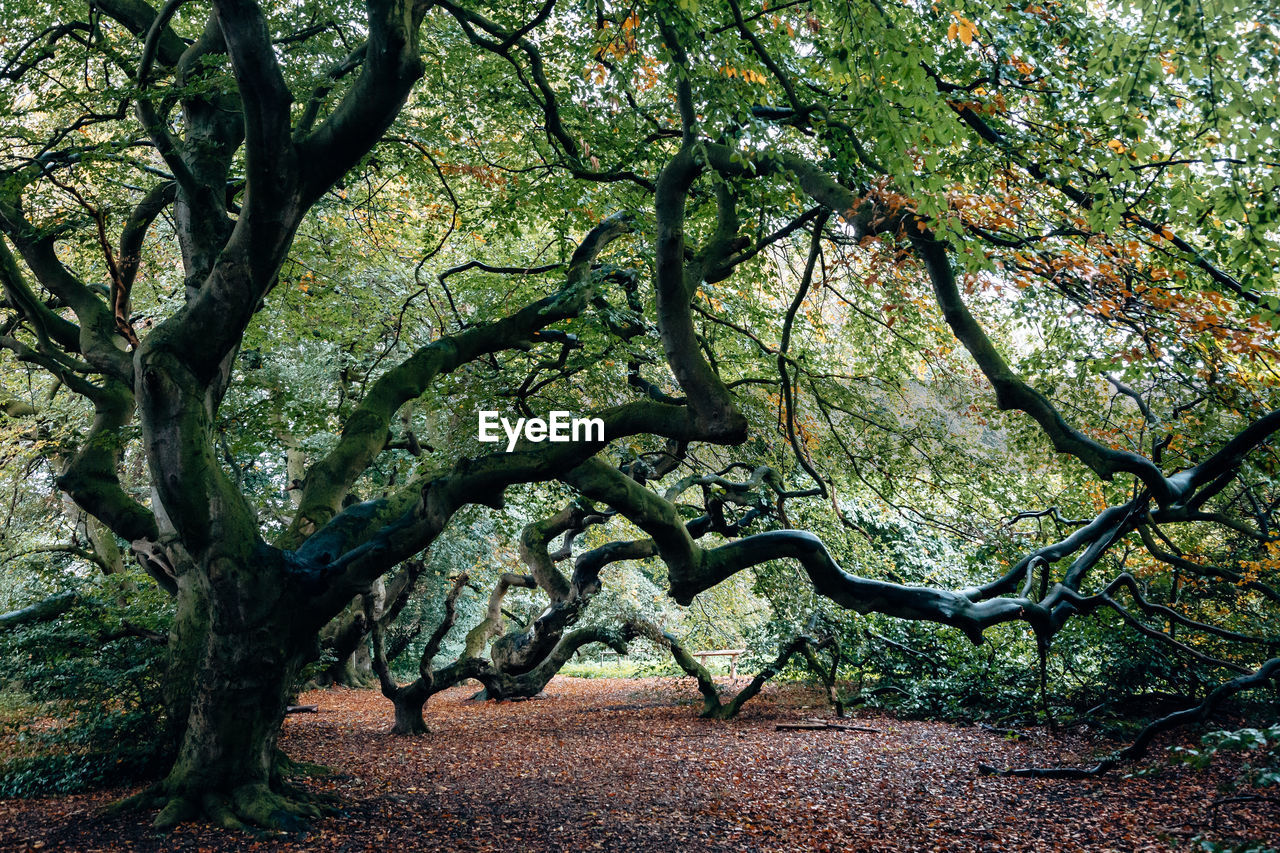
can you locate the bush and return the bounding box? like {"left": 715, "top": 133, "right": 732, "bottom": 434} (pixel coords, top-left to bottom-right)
{"left": 1174, "top": 724, "right": 1280, "bottom": 792}
{"left": 1172, "top": 725, "right": 1280, "bottom": 853}
{"left": 0, "top": 573, "right": 172, "bottom": 796}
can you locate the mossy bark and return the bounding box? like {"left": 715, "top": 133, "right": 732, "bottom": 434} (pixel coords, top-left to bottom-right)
{"left": 162, "top": 572, "right": 210, "bottom": 752}
{"left": 140, "top": 548, "right": 322, "bottom": 831}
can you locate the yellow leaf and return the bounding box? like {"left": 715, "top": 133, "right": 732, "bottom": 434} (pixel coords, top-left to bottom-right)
{"left": 950, "top": 13, "right": 977, "bottom": 45}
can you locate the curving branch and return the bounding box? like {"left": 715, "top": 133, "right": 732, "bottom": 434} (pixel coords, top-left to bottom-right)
{"left": 369, "top": 572, "right": 469, "bottom": 734}
{"left": 280, "top": 213, "right": 633, "bottom": 547}
{"left": 1137, "top": 524, "right": 1280, "bottom": 604}
{"left": 981, "top": 658, "right": 1280, "bottom": 778}
{"left": 297, "top": 0, "right": 427, "bottom": 201}
{"left": 634, "top": 617, "right": 833, "bottom": 720}
{"left": 913, "top": 234, "right": 1174, "bottom": 504}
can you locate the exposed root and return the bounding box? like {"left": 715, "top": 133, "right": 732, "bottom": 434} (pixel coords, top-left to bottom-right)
{"left": 153, "top": 794, "right": 199, "bottom": 829}
{"left": 272, "top": 750, "right": 335, "bottom": 779}
{"left": 978, "top": 759, "right": 1116, "bottom": 779}
{"left": 106, "top": 778, "right": 334, "bottom": 833}
{"left": 231, "top": 783, "right": 323, "bottom": 831}
{"left": 202, "top": 792, "right": 248, "bottom": 831}
{"left": 101, "top": 786, "right": 167, "bottom": 817}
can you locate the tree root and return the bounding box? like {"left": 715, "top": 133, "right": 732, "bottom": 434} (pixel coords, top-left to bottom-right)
{"left": 978, "top": 759, "right": 1116, "bottom": 779}
{"left": 272, "top": 750, "right": 336, "bottom": 780}
{"left": 105, "top": 778, "right": 335, "bottom": 833}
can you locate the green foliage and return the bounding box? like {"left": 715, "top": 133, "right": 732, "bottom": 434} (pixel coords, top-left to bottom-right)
{"left": 1172, "top": 725, "right": 1280, "bottom": 853}
{"left": 0, "top": 573, "right": 172, "bottom": 796}
{"left": 1174, "top": 724, "right": 1280, "bottom": 791}
{"left": 557, "top": 659, "right": 649, "bottom": 679}
{"left": 853, "top": 622, "right": 1044, "bottom": 721}
{"left": 1192, "top": 840, "right": 1277, "bottom": 853}
{"left": 0, "top": 0, "right": 1277, "bottom": 806}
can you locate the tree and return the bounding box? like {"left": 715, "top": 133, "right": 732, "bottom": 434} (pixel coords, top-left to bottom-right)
{"left": 1, "top": 0, "right": 1277, "bottom": 831}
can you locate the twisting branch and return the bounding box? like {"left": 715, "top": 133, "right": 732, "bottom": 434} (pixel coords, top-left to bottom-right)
{"left": 980, "top": 658, "right": 1280, "bottom": 778}
{"left": 634, "top": 616, "right": 832, "bottom": 720}
{"left": 281, "top": 213, "right": 632, "bottom": 548}
{"left": 1136, "top": 524, "right": 1280, "bottom": 603}
{"left": 913, "top": 233, "right": 1174, "bottom": 504}
{"left": 1005, "top": 507, "right": 1089, "bottom": 529}
{"left": 777, "top": 213, "right": 832, "bottom": 497}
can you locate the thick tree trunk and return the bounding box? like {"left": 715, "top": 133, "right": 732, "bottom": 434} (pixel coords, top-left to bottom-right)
{"left": 136, "top": 563, "right": 322, "bottom": 831}
{"left": 163, "top": 626, "right": 295, "bottom": 799}
{"left": 162, "top": 572, "right": 209, "bottom": 751}
{"left": 390, "top": 684, "right": 430, "bottom": 735}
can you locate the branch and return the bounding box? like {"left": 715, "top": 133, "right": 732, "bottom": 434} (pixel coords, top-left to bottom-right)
{"left": 981, "top": 658, "right": 1280, "bottom": 777}
{"left": 418, "top": 573, "right": 469, "bottom": 681}
{"left": 280, "top": 213, "right": 632, "bottom": 547}
{"left": 55, "top": 379, "right": 159, "bottom": 544}
{"left": 212, "top": 0, "right": 295, "bottom": 199}
{"left": 1137, "top": 524, "right": 1280, "bottom": 603}
{"left": 0, "top": 591, "right": 77, "bottom": 630}
{"left": 913, "top": 233, "right": 1175, "bottom": 504}
{"left": 777, "top": 214, "right": 831, "bottom": 496}
{"left": 94, "top": 0, "right": 188, "bottom": 67}
{"left": 298, "top": 0, "right": 427, "bottom": 201}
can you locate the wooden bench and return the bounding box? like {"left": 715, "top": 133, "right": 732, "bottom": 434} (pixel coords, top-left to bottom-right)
{"left": 692, "top": 648, "right": 746, "bottom": 678}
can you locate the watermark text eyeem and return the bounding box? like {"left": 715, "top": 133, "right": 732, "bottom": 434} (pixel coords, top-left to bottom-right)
{"left": 478, "top": 411, "right": 605, "bottom": 452}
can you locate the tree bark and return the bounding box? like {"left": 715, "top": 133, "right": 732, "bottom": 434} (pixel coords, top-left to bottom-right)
{"left": 389, "top": 682, "right": 431, "bottom": 736}
{"left": 139, "top": 561, "right": 319, "bottom": 831}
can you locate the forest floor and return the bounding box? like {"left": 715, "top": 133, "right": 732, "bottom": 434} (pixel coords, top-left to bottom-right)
{"left": 0, "top": 676, "right": 1275, "bottom": 851}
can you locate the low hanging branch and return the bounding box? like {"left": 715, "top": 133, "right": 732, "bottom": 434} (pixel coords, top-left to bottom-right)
{"left": 0, "top": 590, "right": 77, "bottom": 630}
{"left": 979, "top": 657, "right": 1280, "bottom": 778}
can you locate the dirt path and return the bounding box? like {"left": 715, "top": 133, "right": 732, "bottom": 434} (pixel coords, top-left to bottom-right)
{"left": 0, "top": 677, "right": 1272, "bottom": 851}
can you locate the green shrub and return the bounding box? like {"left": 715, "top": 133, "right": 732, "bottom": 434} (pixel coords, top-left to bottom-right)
{"left": 1171, "top": 725, "right": 1280, "bottom": 853}
{"left": 0, "top": 573, "right": 172, "bottom": 796}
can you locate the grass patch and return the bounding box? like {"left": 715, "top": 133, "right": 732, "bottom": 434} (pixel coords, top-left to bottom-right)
{"left": 558, "top": 660, "right": 651, "bottom": 679}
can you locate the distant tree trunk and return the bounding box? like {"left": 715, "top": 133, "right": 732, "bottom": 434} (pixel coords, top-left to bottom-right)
{"left": 644, "top": 618, "right": 831, "bottom": 720}
{"left": 478, "top": 623, "right": 639, "bottom": 700}
{"left": 331, "top": 643, "right": 375, "bottom": 687}
{"left": 389, "top": 683, "right": 431, "bottom": 736}
{"left": 370, "top": 573, "right": 469, "bottom": 735}
{"left": 84, "top": 513, "right": 126, "bottom": 575}
{"left": 313, "top": 597, "right": 375, "bottom": 688}
{"left": 314, "top": 562, "right": 423, "bottom": 687}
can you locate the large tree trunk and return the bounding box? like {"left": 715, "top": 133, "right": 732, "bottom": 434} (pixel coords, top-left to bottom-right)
{"left": 389, "top": 683, "right": 430, "bottom": 736}
{"left": 162, "top": 626, "right": 299, "bottom": 815}
{"left": 130, "top": 558, "right": 322, "bottom": 831}
{"left": 161, "top": 572, "right": 209, "bottom": 752}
